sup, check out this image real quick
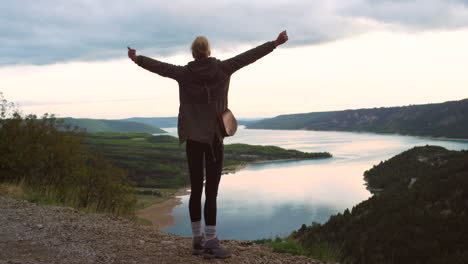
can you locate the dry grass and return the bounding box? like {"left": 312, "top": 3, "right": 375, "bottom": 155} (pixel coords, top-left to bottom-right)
{"left": 0, "top": 182, "right": 28, "bottom": 200}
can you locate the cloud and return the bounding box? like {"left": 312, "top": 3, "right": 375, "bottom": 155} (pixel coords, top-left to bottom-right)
{"left": 1, "top": 0, "right": 468, "bottom": 65}
{"left": 15, "top": 98, "right": 154, "bottom": 107}
{"left": 341, "top": 0, "right": 468, "bottom": 30}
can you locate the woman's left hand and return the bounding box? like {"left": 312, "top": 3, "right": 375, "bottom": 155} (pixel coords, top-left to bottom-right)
{"left": 274, "top": 31, "right": 288, "bottom": 47}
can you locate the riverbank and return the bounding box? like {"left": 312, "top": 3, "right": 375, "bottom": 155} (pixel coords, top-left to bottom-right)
{"left": 136, "top": 187, "right": 190, "bottom": 229}
{"left": 137, "top": 157, "right": 328, "bottom": 229}
{"left": 223, "top": 156, "right": 333, "bottom": 174}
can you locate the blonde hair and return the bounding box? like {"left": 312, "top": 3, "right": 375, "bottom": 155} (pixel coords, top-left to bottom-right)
{"left": 191, "top": 36, "right": 211, "bottom": 59}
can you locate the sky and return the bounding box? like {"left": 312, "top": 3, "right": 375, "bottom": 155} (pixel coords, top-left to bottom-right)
{"left": 1, "top": 0, "right": 468, "bottom": 118}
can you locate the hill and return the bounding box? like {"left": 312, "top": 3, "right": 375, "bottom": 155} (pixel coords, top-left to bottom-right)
{"left": 121, "top": 117, "right": 178, "bottom": 128}
{"left": 292, "top": 146, "right": 468, "bottom": 264}
{"left": 247, "top": 99, "right": 468, "bottom": 139}
{"left": 61, "top": 118, "right": 166, "bottom": 133}
{"left": 120, "top": 117, "right": 264, "bottom": 128}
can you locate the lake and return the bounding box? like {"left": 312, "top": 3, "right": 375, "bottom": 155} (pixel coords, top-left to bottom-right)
{"left": 161, "top": 127, "right": 468, "bottom": 240}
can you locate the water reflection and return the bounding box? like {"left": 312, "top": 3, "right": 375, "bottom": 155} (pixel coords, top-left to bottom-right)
{"left": 162, "top": 127, "right": 468, "bottom": 240}
{"left": 167, "top": 194, "right": 339, "bottom": 240}
{"left": 221, "top": 163, "right": 370, "bottom": 207}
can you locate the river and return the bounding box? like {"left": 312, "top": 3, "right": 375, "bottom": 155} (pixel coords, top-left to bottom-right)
{"left": 160, "top": 127, "right": 468, "bottom": 240}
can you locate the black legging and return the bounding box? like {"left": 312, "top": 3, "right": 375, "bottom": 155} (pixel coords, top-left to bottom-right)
{"left": 186, "top": 136, "right": 224, "bottom": 226}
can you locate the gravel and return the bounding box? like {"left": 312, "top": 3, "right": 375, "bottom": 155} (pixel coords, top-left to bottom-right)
{"left": 0, "top": 196, "right": 330, "bottom": 264}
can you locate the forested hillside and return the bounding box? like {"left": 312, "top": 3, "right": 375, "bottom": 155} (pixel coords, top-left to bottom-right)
{"left": 248, "top": 99, "right": 468, "bottom": 139}
{"left": 292, "top": 146, "right": 468, "bottom": 264}
{"left": 61, "top": 117, "right": 166, "bottom": 133}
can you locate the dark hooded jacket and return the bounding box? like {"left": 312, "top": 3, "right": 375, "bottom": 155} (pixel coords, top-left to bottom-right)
{"left": 136, "top": 41, "right": 276, "bottom": 145}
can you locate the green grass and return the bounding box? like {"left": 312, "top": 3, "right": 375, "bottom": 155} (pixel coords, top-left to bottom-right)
{"left": 134, "top": 187, "right": 181, "bottom": 210}
{"left": 61, "top": 118, "right": 166, "bottom": 133}
{"left": 307, "top": 241, "right": 343, "bottom": 263}
{"left": 253, "top": 237, "right": 307, "bottom": 256}
{"left": 253, "top": 236, "right": 342, "bottom": 262}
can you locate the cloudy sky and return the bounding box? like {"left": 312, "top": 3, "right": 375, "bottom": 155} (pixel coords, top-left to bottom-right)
{"left": 1, "top": 0, "right": 468, "bottom": 118}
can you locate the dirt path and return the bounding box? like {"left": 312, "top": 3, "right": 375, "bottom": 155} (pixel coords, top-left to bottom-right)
{"left": 0, "top": 196, "right": 330, "bottom": 264}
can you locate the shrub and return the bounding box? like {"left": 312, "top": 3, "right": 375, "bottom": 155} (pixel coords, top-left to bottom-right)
{"left": 0, "top": 92, "right": 136, "bottom": 216}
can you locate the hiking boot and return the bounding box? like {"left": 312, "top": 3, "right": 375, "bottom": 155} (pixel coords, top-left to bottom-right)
{"left": 203, "top": 237, "right": 231, "bottom": 259}
{"left": 192, "top": 234, "right": 205, "bottom": 255}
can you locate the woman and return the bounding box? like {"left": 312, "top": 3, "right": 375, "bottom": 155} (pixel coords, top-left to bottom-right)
{"left": 128, "top": 31, "right": 288, "bottom": 259}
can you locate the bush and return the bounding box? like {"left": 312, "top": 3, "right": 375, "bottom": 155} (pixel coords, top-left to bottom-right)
{"left": 0, "top": 92, "right": 136, "bottom": 216}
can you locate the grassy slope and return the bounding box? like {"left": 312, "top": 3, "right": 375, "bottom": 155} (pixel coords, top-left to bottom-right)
{"left": 83, "top": 132, "right": 332, "bottom": 189}
{"left": 61, "top": 118, "right": 166, "bottom": 133}
{"left": 248, "top": 99, "right": 468, "bottom": 139}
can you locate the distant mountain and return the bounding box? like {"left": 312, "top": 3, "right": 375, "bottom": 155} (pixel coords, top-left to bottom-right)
{"left": 120, "top": 117, "right": 266, "bottom": 128}
{"left": 292, "top": 146, "right": 468, "bottom": 263}
{"left": 237, "top": 118, "right": 265, "bottom": 126}
{"left": 120, "top": 117, "right": 178, "bottom": 128}
{"left": 61, "top": 118, "right": 166, "bottom": 133}
{"left": 247, "top": 99, "right": 468, "bottom": 139}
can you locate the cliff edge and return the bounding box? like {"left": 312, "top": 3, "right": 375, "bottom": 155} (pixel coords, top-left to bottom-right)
{"left": 0, "top": 196, "right": 329, "bottom": 264}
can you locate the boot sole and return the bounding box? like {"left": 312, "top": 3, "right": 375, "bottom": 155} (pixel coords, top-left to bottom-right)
{"left": 203, "top": 253, "right": 231, "bottom": 259}
{"left": 192, "top": 249, "right": 204, "bottom": 256}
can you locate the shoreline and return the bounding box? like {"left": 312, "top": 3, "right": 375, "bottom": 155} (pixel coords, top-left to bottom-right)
{"left": 222, "top": 157, "right": 330, "bottom": 174}
{"left": 138, "top": 157, "right": 330, "bottom": 229}
{"left": 136, "top": 187, "right": 190, "bottom": 230}
{"left": 244, "top": 127, "right": 468, "bottom": 141}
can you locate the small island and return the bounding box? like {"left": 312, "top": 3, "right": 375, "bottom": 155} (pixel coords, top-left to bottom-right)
{"left": 223, "top": 143, "right": 332, "bottom": 173}
{"left": 84, "top": 132, "right": 332, "bottom": 189}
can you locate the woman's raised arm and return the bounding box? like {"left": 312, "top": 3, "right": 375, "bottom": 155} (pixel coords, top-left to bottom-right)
{"left": 127, "top": 47, "right": 184, "bottom": 81}
{"left": 220, "top": 30, "right": 288, "bottom": 75}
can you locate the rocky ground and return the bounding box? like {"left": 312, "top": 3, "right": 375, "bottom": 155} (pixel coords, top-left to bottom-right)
{"left": 0, "top": 196, "right": 330, "bottom": 264}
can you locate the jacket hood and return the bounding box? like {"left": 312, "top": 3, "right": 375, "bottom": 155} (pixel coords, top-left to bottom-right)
{"left": 187, "top": 57, "right": 220, "bottom": 82}
{"left": 183, "top": 57, "right": 228, "bottom": 104}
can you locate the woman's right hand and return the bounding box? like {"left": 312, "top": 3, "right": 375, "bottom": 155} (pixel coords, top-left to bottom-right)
{"left": 127, "top": 47, "right": 137, "bottom": 62}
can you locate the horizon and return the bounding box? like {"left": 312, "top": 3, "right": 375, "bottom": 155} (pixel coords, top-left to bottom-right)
{"left": 45, "top": 97, "right": 468, "bottom": 120}
{"left": 2, "top": 1, "right": 468, "bottom": 119}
